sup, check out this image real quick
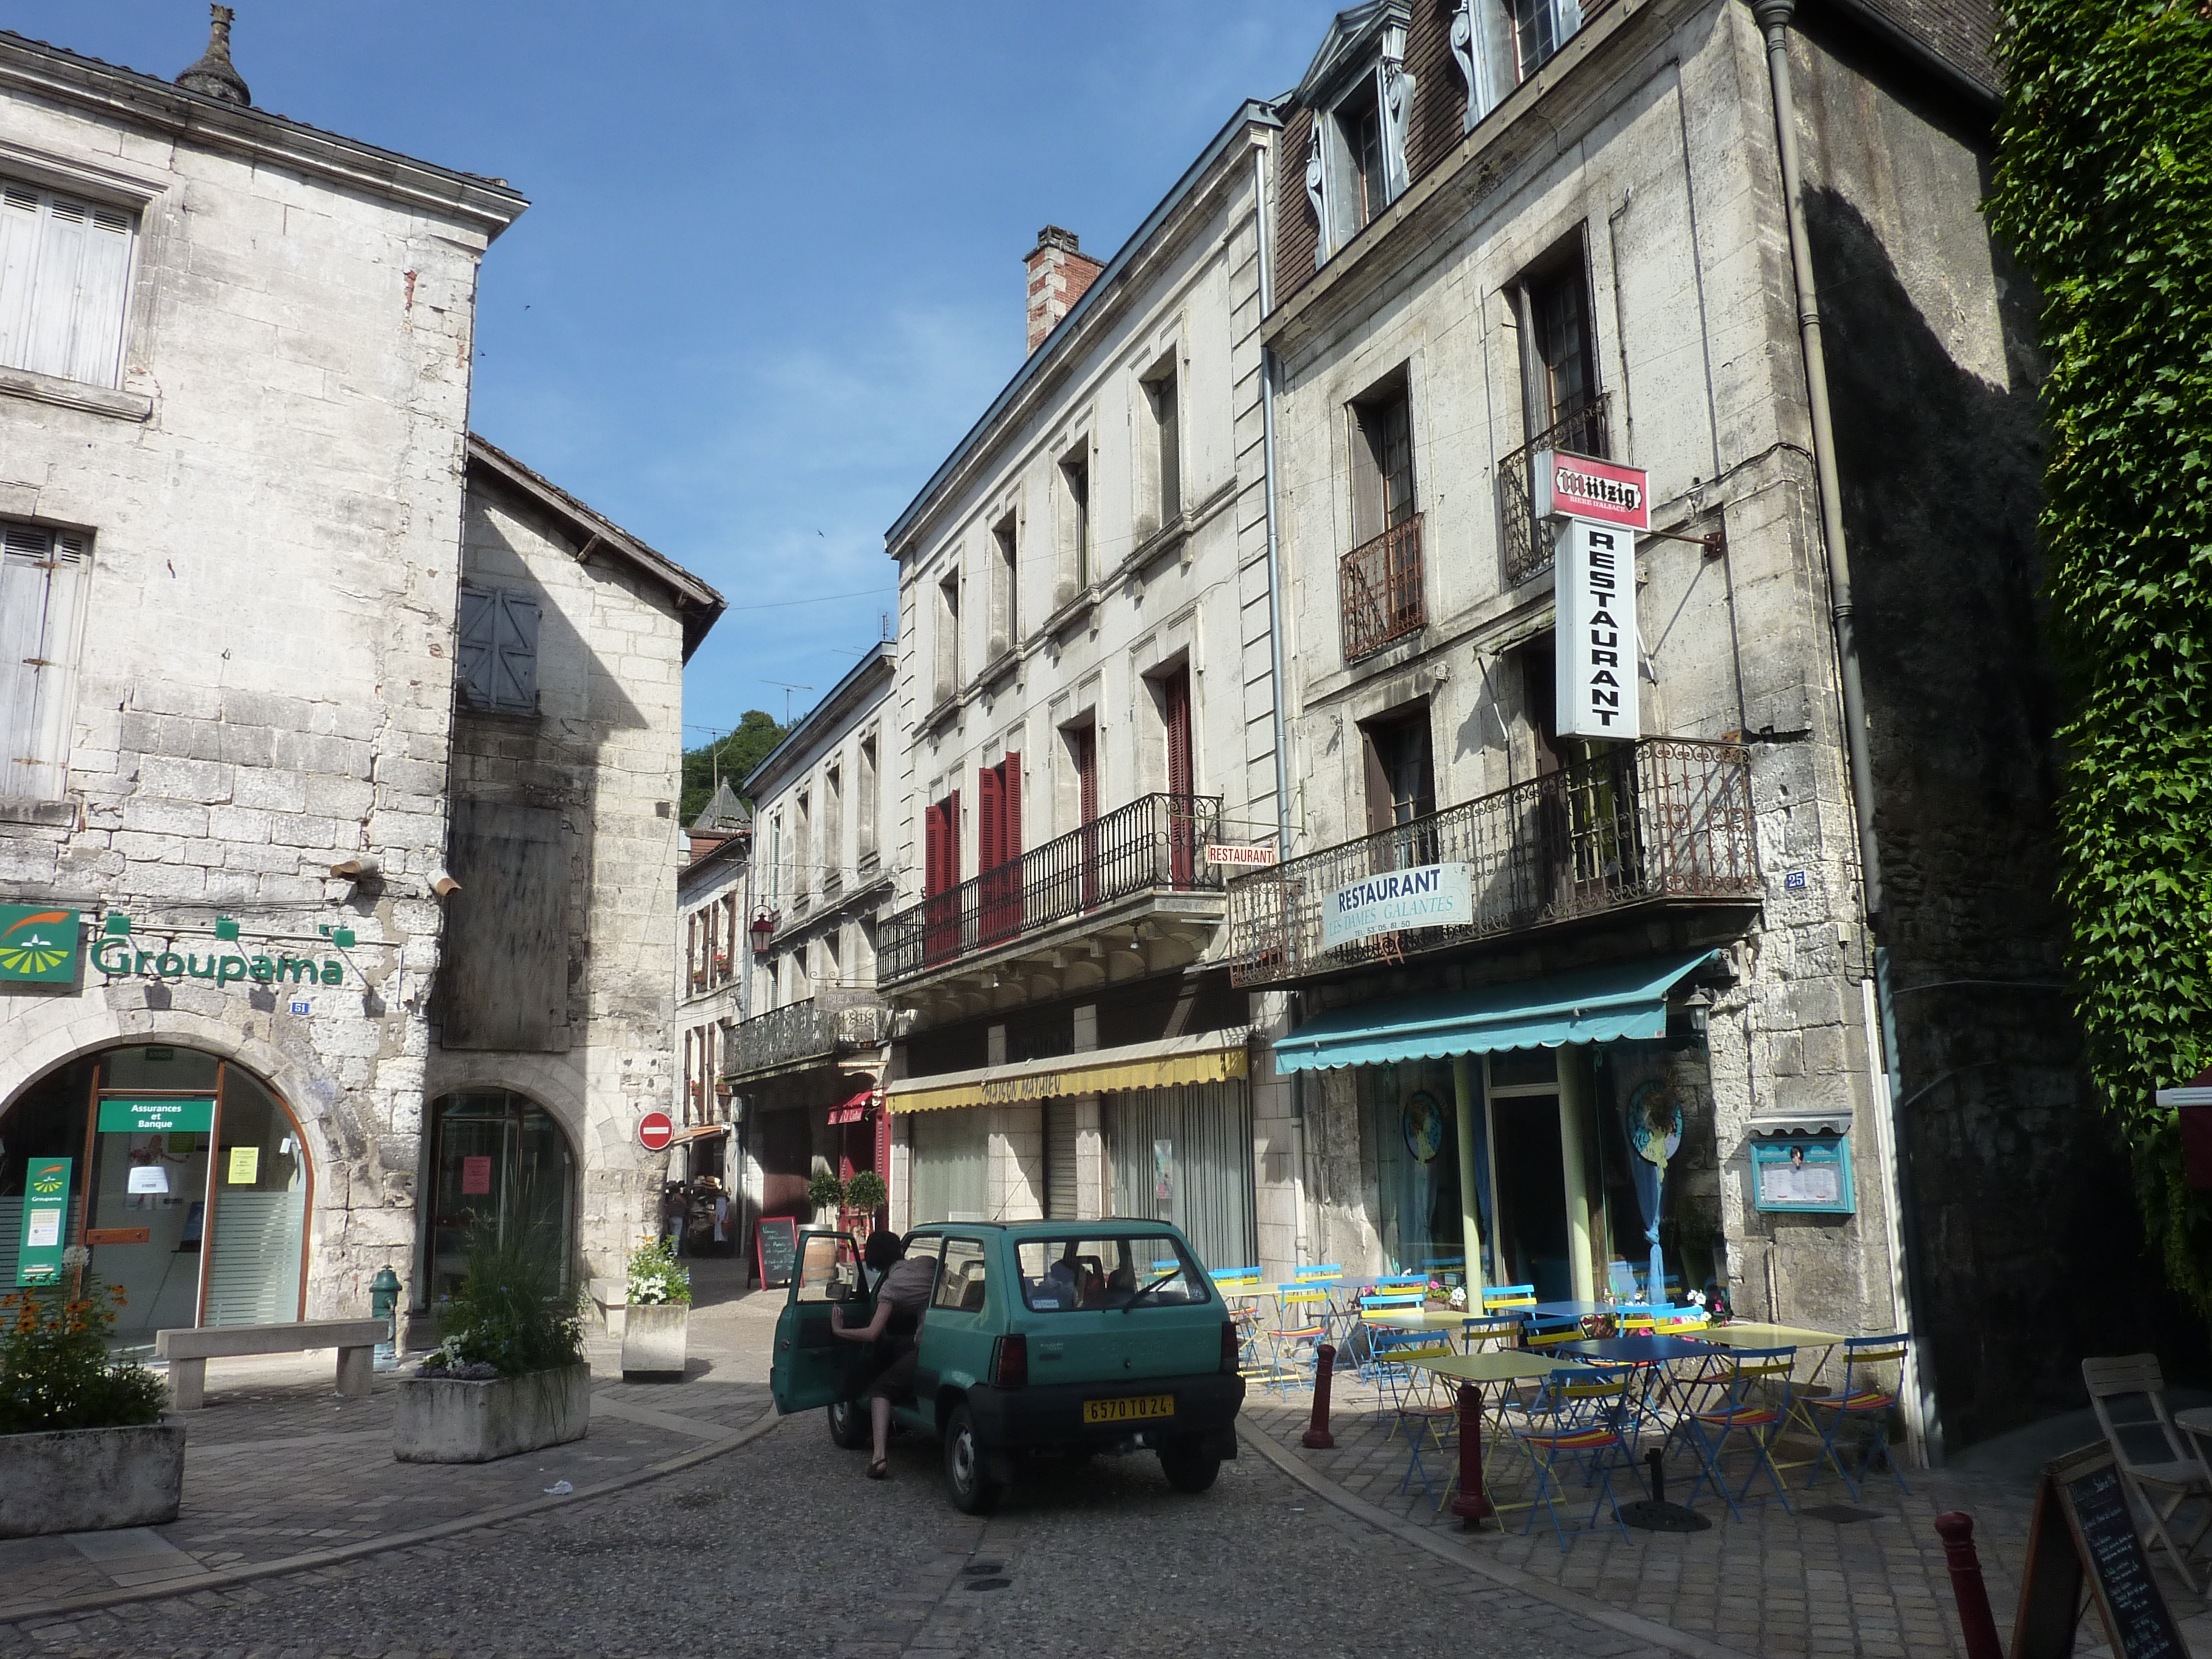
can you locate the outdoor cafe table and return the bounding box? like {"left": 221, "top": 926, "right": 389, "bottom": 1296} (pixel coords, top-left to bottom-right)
{"left": 1689, "top": 1322, "right": 1851, "bottom": 1455}
{"left": 1558, "top": 1335, "right": 1718, "bottom": 1449}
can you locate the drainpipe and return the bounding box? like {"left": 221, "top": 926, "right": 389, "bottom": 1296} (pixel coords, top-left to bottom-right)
{"left": 1255, "top": 135, "right": 1312, "bottom": 1271}
{"left": 1754, "top": 0, "right": 1939, "bottom": 1463}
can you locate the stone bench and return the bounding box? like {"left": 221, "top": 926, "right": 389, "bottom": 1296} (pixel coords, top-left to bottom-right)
{"left": 155, "top": 1319, "right": 390, "bottom": 1410}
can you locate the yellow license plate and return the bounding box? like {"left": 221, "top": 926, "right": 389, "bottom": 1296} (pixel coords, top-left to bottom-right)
{"left": 1084, "top": 1393, "right": 1175, "bottom": 1424}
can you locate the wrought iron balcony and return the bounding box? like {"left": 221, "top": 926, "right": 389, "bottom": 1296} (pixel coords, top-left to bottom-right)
{"left": 880, "top": 793, "right": 1225, "bottom": 988}
{"left": 1341, "top": 514, "right": 1426, "bottom": 662}
{"left": 1225, "top": 739, "right": 1759, "bottom": 988}
{"left": 725, "top": 991, "right": 894, "bottom": 1082}
{"left": 1500, "top": 392, "right": 1612, "bottom": 588}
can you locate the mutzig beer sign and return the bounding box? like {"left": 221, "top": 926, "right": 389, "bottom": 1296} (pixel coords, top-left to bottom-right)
{"left": 1537, "top": 449, "right": 1650, "bottom": 742}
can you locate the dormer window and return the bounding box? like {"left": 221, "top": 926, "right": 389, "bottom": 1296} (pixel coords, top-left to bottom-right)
{"left": 1450, "top": 0, "right": 1585, "bottom": 130}
{"left": 1301, "top": 14, "right": 1415, "bottom": 268}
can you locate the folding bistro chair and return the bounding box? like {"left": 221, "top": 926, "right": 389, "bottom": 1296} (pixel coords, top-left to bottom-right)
{"left": 1460, "top": 1314, "right": 1524, "bottom": 1352}
{"left": 1510, "top": 1367, "right": 1636, "bottom": 1549}
{"left": 1382, "top": 1333, "right": 1459, "bottom": 1504}
{"left": 1680, "top": 1345, "right": 1797, "bottom": 1520}
{"left": 2078, "top": 1353, "right": 2212, "bottom": 1591}
{"left": 1483, "top": 1282, "right": 1537, "bottom": 1316}
{"left": 1801, "top": 1333, "right": 1915, "bottom": 1502}
{"left": 1267, "top": 1285, "right": 1333, "bottom": 1394}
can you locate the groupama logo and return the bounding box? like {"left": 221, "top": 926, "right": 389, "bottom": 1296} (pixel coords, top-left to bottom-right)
{"left": 28, "top": 1160, "right": 67, "bottom": 1199}
{"left": 0, "top": 908, "right": 79, "bottom": 982}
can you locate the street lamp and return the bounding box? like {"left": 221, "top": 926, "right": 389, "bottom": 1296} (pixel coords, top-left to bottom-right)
{"left": 749, "top": 910, "right": 777, "bottom": 956}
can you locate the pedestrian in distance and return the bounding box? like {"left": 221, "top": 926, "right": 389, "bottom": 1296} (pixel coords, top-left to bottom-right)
{"left": 662, "top": 1184, "right": 687, "bottom": 1258}
{"left": 831, "top": 1229, "right": 934, "bottom": 1480}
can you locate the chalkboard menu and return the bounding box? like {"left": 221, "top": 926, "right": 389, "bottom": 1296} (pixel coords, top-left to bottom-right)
{"left": 754, "top": 1217, "right": 798, "bottom": 1291}
{"left": 2013, "top": 1444, "right": 2187, "bottom": 1659}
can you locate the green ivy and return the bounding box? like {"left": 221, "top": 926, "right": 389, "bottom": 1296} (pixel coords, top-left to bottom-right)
{"left": 1986, "top": 1, "right": 2212, "bottom": 1305}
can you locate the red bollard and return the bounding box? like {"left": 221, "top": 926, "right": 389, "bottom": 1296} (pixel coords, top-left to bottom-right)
{"left": 1450, "top": 1382, "right": 1495, "bottom": 1527}
{"left": 1934, "top": 1512, "right": 2005, "bottom": 1659}
{"left": 1302, "top": 1342, "right": 1338, "bottom": 1449}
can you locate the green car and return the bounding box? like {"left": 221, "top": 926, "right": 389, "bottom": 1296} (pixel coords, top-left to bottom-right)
{"left": 769, "top": 1219, "right": 1245, "bottom": 1512}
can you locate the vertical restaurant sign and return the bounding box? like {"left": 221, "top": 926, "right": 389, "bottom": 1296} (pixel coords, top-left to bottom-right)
{"left": 0, "top": 907, "right": 80, "bottom": 983}
{"left": 15, "top": 1156, "right": 70, "bottom": 1285}
{"left": 1553, "top": 519, "right": 1641, "bottom": 740}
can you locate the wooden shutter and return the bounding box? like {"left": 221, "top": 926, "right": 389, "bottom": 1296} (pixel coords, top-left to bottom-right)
{"left": 1, "top": 523, "right": 87, "bottom": 800}
{"left": 1164, "top": 669, "right": 1193, "bottom": 797}
{"left": 1076, "top": 726, "right": 1098, "bottom": 825}
{"left": 493, "top": 588, "right": 540, "bottom": 712}
{"left": 1000, "top": 753, "right": 1022, "bottom": 862}
{"left": 977, "top": 763, "right": 1002, "bottom": 872}
{"left": 455, "top": 586, "right": 497, "bottom": 708}
{"left": 0, "top": 183, "right": 134, "bottom": 389}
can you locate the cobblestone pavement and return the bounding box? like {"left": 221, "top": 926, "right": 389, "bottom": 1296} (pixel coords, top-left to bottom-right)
{"left": 1239, "top": 1365, "right": 2212, "bottom": 1659}
{"left": 0, "top": 1372, "right": 1684, "bottom": 1659}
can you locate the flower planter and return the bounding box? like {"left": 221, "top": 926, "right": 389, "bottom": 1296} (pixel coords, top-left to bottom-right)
{"left": 0, "top": 1418, "right": 187, "bottom": 1538}
{"left": 621, "top": 1303, "right": 688, "bottom": 1382}
{"left": 394, "top": 1362, "right": 591, "bottom": 1464}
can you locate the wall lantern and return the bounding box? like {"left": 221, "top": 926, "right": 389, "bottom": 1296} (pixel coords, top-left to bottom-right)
{"left": 749, "top": 910, "right": 777, "bottom": 956}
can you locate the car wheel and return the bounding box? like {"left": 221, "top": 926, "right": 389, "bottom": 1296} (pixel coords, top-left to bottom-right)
{"left": 1159, "top": 1438, "right": 1221, "bottom": 1494}
{"left": 827, "top": 1398, "right": 870, "bottom": 1450}
{"left": 942, "top": 1404, "right": 1003, "bottom": 1515}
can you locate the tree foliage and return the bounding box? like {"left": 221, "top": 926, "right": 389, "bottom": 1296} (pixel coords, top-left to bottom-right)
{"left": 1986, "top": 0, "right": 2212, "bottom": 1304}
{"left": 680, "top": 709, "right": 787, "bottom": 825}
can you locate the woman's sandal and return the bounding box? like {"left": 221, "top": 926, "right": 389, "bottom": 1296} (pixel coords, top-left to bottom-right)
{"left": 867, "top": 1458, "right": 888, "bottom": 1480}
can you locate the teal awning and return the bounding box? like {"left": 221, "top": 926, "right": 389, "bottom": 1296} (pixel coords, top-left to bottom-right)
{"left": 1273, "top": 950, "right": 1719, "bottom": 1073}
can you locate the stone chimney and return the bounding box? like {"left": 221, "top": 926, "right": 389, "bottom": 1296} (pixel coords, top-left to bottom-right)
{"left": 1024, "top": 226, "right": 1104, "bottom": 356}
{"left": 176, "top": 4, "right": 251, "bottom": 105}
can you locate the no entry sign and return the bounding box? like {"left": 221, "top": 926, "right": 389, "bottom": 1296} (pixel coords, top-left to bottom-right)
{"left": 637, "top": 1110, "right": 675, "bottom": 1152}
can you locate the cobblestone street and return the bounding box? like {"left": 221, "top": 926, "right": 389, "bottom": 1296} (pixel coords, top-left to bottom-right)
{"left": 4, "top": 1272, "right": 2207, "bottom": 1659}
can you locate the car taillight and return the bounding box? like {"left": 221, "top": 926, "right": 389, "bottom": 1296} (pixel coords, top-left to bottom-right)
{"left": 1219, "top": 1319, "right": 1240, "bottom": 1375}
{"left": 992, "top": 1333, "right": 1028, "bottom": 1389}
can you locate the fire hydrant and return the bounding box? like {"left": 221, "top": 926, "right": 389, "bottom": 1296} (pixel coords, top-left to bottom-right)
{"left": 370, "top": 1265, "right": 402, "bottom": 1370}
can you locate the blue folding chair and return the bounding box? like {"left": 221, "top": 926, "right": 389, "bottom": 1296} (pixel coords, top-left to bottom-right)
{"left": 1680, "top": 1345, "right": 1797, "bottom": 1520}
{"left": 1510, "top": 1366, "right": 1636, "bottom": 1549}
{"left": 1801, "top": 1334, "right": 1913, "bottom": 1499}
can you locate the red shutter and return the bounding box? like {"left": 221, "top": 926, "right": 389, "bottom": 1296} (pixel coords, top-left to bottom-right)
{"left": 979, "top": 763, "right": 1003, "bottom": 872}
{"left": 1001, "top": 753, "right": 1022, "bottom": 862}
{"left": 1077, "top": 728, "right": 1098, "bottom": 825}
{"left": 1164, "top": 668, "right": 1193, "bottom": 798}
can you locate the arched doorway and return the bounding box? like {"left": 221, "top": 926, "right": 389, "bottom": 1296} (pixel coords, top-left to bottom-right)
{"left": 0, "top": 1044, "right": 310, "bottom": 1349}
{"left": 424, "top": 1090, "right": 575, "bottom": 1304}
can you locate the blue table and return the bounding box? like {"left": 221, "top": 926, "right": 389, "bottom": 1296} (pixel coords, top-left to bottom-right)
{"left": 1558, "top": 1335, "right": 1714, "bottom": 1365}
{"left": 1529, "top": 1299, "right": 1607, "bottom": 1320}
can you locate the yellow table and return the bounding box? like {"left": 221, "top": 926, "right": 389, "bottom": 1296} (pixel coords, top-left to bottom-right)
{"left": 1365, "top": 1307, "right": 1483, "bottom": 1338}
{"left": 1690, "top": 1322, "right": 1854, "bottom": 1466}
{"left": 1410, "top": 1349, "right": 1595, "bottom": 1384}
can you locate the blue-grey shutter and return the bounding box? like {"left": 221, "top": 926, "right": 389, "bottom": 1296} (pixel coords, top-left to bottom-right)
{"left": 494, "top": 588, "right": 539, "bottom": 712}
{"left": 455, "top": 585, "right": 497, "bottom": 709}
{"left": 1, "top": 524, "right": 87, "bottom": 800}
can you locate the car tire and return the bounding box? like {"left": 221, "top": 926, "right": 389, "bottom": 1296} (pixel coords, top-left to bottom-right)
{"left": 1159, "top": 1438, "right": 1222, "bottom": 1494}
{"left": 827, "top": 1398, "right": 870, "bottom": 1450}
{"left": 943, "top": 1404, "right": 1003, "bottom": 1515}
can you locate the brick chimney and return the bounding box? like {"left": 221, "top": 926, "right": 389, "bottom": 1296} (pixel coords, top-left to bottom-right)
{"left": 1025, "top": 226, "right": 1104, "bottom": 356}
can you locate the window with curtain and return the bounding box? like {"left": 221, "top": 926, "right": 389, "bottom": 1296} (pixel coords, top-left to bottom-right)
{"left": 1, "top": 520, "right": 90, "bottom": 800}
{"left": 0, "top": 178, "right": 135, "bottom": 389}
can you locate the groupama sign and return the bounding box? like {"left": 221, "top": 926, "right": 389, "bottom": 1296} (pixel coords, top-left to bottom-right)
{"left": 91, "top": 938, "right": 352, "bottom": 987}
{"left": 0, "top": 907, "right": 81, "bottom": 983}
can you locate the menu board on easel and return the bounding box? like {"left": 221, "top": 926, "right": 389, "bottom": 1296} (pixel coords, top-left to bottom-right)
{"left": 2013, "top": 1444, "right": 2187, "bottom": 1659}
{"left": 754, "top": 1216, "right": 797, "bottom": 1291}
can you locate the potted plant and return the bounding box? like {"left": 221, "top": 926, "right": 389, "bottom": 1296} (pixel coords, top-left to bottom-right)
{"left": 0, "top": 1257, "right": 179, "bottom": 1538}
{"left": 621, "top": 1236, "right": 691, "bottom": 1382}
{"left": 808, "top": 1168, "right": 846, "bottom": 1228}
{"left": 395, "top": 1221, "right": 588, "bottom": 1464}
{"left": 844, "top": 1168, "right": 888, "bottom": 1235}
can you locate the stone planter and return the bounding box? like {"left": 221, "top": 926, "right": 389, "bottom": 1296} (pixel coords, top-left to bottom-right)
{"left": 394, "top": 1362, "right": 591, "bottom": 1464}
{"left": 622, "top": 1302, "right": 688, "bottom": 1381}
{"left": 0, "top": 1417, "right": 187, "bottom": 1538}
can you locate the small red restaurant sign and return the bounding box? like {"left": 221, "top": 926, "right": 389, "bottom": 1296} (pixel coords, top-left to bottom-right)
{"left": 1535, "top": 449, "right": 1651, "bottom": 533}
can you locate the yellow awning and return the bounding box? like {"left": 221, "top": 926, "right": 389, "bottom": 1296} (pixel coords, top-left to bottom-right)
{"left": 886, "top": 1034, "right": 1248, "bottom": 1114}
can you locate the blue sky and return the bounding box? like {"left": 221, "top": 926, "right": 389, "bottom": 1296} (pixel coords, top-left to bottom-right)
{"left": 10, "top": 2, "right": 1343, "bottom": 745}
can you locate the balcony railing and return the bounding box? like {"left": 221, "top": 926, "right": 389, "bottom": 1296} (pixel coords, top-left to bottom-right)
{"left": 880, "top": 792, "right": 1225, "bottom": 985}
{"left": 1500, "top": 392, "right": 1612, "bottom": 588}
{"left": 1225, "top": 739, "right": 1759, "bottom": 988}
{"left": 726, "top": 992, "right": 894, "bottom": 1080}
{"left": 1340, "top": 513, "right": 1426, "bottom": 662}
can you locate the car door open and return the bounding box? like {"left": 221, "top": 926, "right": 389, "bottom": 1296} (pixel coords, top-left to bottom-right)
{"left": 769, "top": 1229, "right": 872, "bottom": 1414}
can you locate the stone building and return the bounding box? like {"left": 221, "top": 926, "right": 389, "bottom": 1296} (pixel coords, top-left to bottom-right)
{"left": 877, "top": 107, "right": 1288, "bottom": 1275}
{"left": 1230, "top": 0, "right": 2173, "bottom": 1453}
{"left": 727, "top": 643, "right": 898, "bottom": 1273}
{"left": 674, "top": 781, "right": 751, "bottom": 1194}
{"left": 0, "top": 19, "right": 720, "bottom": 1336}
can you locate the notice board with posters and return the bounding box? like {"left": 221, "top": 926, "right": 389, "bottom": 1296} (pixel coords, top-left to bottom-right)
{"left": 754, "top": 1217, "right": 797, "bottom": 1291}
{"left": 2013, "top": 1443, "right": 2186, "bottom": 1658}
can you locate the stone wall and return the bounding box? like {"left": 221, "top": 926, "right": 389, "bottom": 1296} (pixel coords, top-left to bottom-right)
{"left": 0, "top": 59, "right": 517, "bottom": 1316}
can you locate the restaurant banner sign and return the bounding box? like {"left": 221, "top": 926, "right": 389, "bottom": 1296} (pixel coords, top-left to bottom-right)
{"left": 1322, "top": 863, "right": 1473, "bottom": 950}
{"left": 1554, "top": 518, "right": 1641, "bottom": 741}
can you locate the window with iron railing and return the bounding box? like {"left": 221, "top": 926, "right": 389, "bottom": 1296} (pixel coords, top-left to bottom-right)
{"left": 1500, "top": 392, "right": 1611, "bottom": 588}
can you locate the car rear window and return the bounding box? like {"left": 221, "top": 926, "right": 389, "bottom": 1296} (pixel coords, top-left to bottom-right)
{"left": 1016, "top": 1235, "right": 1212, "bottom": 1312}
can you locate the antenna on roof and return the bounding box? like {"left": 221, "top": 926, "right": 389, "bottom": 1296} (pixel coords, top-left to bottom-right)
{"left": 761, "top": 682, "right": 814, "bottom": 725}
